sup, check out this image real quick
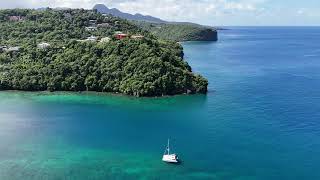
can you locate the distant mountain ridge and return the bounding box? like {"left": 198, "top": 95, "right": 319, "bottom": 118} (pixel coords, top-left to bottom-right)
{"left": 93, "top": 4, "right": 166, "bottom": 23}
{"left": 93, "top": 4, "right": 218, "bottom": 42}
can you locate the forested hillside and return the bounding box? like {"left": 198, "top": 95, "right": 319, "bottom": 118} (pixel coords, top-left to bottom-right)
{"left": 0, "top": 9, "right": 208, "bottom": 97}
{"left": 134, "top": 21, "right": 218, "bottom": 42}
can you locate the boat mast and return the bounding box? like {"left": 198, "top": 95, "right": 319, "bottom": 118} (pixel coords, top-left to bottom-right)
{"left": 167, "top": 139, "right": 170, "bottom": 155}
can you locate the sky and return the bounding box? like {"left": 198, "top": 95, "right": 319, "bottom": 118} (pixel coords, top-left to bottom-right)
{"left": 0, "top": 0, "right": 319, "bottom": 26}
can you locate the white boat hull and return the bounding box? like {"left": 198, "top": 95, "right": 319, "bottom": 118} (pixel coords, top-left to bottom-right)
{"left": 162, "top": 154, "right": 179, "bottom": 163}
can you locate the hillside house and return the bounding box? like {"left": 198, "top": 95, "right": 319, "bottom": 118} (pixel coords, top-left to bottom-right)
{"left": 4, "top": 46, "right": 20, "bottom": 52}
{"left": 89, "top": 20, "right": 97, "bottom": 26}
{"left": 100, "top": 37, "right": 111, "bottom": 43}
{"left": 131, "top": 35, "right": 144, "bottom": 39}
{"left": 9, "top": 16, "right": 25, "bottom": 22}
{"left": 37, "top": 42, "right": 51, "bottom": 49}
{"left": 97, "top": 23, "right": 111, "bottom": 28}
{"left": 85, "top": 26, "right": 97, "bottom": 31}
{"left": 86, "top": 36, "right": 98, "bottom": 42}
{"left": 115, "top": 33, "right": 129, "bottom": 40}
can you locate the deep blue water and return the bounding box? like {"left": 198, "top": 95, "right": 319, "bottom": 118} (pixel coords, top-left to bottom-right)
{"left": 0, "top": 27, "right": 320, "bottom": 179}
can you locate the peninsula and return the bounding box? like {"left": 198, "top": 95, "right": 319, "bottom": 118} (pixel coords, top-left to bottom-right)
{"left": 0, "top": 9, "right": 208, "bottom": 97}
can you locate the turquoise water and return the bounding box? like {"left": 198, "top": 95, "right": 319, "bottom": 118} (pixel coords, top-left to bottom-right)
{"left": 1, "top": 27, "right": 320, "bottom": 179}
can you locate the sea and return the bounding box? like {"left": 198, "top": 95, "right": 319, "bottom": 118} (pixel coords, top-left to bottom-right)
{"left": 0, "top": 27, "right": 319, "bottom": 180}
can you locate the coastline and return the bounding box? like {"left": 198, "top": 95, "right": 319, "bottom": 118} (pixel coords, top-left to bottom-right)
{"left": 0, "top": 90, "right": 208, "bottom": 99}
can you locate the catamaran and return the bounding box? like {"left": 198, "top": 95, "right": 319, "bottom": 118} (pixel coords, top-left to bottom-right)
{"left": 162, "top": 139, "right": 179, "bottom": 163}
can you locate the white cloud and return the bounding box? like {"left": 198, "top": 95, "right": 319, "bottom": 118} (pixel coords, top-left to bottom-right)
{"left": 224, "top": 2, "right": 255, "bottom": 11}
{"left": 0, "top": 0, "right": 262, "bottom": 16}
{"left": 297, "top": 9, "right": 305, "bottom": 15}
{"left": 112, "top": 0, "right": 264, "bottom": 23}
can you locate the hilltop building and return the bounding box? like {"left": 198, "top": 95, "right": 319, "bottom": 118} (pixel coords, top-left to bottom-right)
{"left": 100, "top": 37, "right": 111, "bottom": 43}
{"left": 97, "top": 23, "right": 110, "bottom": 28}
{"left": 8, "top": 16, "right": 25, "bottom": 22}
{"left": 37, "top": 42, "right": 51, "bottom": 49}
{"left": 85, "top": 26, "right": 97, "bottom": 31}
{"left": 131, "top": 35, "right": 144, "bottom": 39}
{"left": 115, "top": 33, "right": 128, "bottom": 40}
{"left": 4, "top": 46, "right": 20, "bottom": 52}
{"left": 89, "top": 20, "right": 97, "bottom": 24}
{"left": 86, "top": 36, "right": 98, "bottom": 42}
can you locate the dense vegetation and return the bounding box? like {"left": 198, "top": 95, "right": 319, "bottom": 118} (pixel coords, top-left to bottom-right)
{"left": 0, "top": 9, "right": 208, "bottom": 97}
{"left": 135, "top": 21, "right": 218, "bottom": 42}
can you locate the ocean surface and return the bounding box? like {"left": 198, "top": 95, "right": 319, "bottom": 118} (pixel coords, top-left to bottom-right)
{"left": 1, "top": 27, "right": 320, "bottom": 180}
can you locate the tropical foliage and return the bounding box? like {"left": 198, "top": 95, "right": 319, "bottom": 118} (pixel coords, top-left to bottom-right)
{"left": 0, "top": 9, "right": 208, "bottom": 97}
{"left": 135, "top": 21, "right": 218, "bottom": 42}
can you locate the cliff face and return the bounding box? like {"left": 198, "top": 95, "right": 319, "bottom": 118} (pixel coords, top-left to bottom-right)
{"left": 195, "top": 29, "right": 218, "bottom": 41}
{"left": 179, "top": 28, "right": 218, "bottom": 41}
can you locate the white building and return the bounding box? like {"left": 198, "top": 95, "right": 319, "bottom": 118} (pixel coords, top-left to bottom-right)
{"left": 131, "top": 35, "right": 144, "bottom": 39}
{"left": 100, "top": 37, "right": 111, "bottom": 43}
{"left": 85, "top": 26, "right": 97, "bottom": 31}
{"left": 4, "top": 46, "right": 20, "bottom": 52}
{"left": 89, "top": 19, "right": 97, "bottom": 24}
{"left": 37, "top": 42, "right": 51, "bottom": 49}
{"left": 97, "top": 23, "right": 110, "bottom": 28}
{"left": 86, "top": 36, "right": 98, "bottom": 42}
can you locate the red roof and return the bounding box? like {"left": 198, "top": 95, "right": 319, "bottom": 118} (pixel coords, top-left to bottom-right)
{"left": 115, "top": 34, "right": 129, "bottom": 40}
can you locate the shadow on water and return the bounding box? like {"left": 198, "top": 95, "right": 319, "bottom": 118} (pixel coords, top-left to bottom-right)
{"left": 163, "top": 160, "right": 183, "bottom": 166}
